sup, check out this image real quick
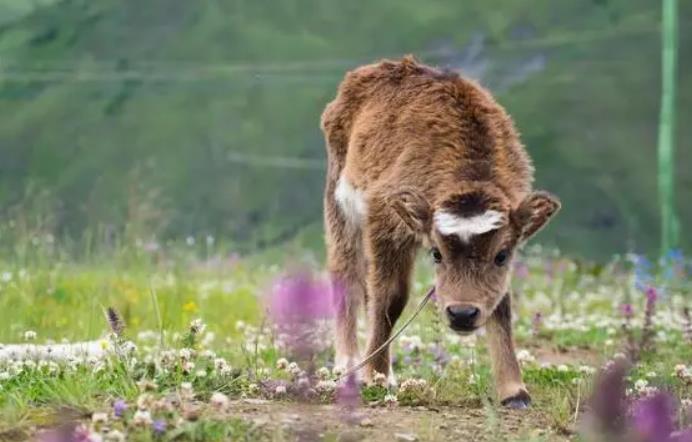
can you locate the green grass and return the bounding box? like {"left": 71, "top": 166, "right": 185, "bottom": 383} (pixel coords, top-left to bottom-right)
{"left": 0, "top": 243, "right": 690, "bottom": 441}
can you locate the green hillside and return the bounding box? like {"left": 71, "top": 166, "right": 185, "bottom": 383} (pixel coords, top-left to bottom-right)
{"left": 0, "top": 0, "right": 690, "bottom": 258}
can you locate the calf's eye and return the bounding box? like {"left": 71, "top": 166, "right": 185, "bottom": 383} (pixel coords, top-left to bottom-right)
{"left": 494, "top": 249, "right": 510, "bottom": 267}
{"left": 431, "top": 247, "right": 442, "bottom": 264}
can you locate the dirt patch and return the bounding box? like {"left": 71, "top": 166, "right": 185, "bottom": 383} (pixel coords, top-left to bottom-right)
{"left": 228, "top": 400, "right": 571, "bottom": 441}
{"left": 532, "top": 346, "right": 603, "bottom": 367}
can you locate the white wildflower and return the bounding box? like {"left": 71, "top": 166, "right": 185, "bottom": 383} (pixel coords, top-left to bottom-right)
{"left": 91, "top": 412, "right": 109, "bottom": 425}
{"left": 287, "top": 362, "right": 301, "bottom": 376}
{"left": 275, "top": 385, "right": 287, "bottom": 395}
{"left": 180, "top": 382, "right": 194, "bottom": 400}
{"left": 132, "top": 410, "right": 152, "bottom": 427}
{"left": 275, "top": 358, "right": 289, "bottom": 370}
{"left": 383, "top": 394, "right": 398, "bottom": 406}
{"left": 315, "top": 380, "right": 337, "bottom": 393}
{"left": 104, "top": 430, "right": 125, "bottom": 442}
{"left": 23, "top": 330, "right": 37, "bottom": 341}
{"left": 578, "top": 365, "right": 596, "bottom": 375}
{"left": 209, "top": 392, "right": 229, "bottom": 410}
{"left": 634, "top": 379, "right": 649, "bottom": 393}
{"left": 316, "top": 367, "right": 331, "bottom": 380}
{"left": 190, "top": 318, "right": 206, "bottom": 334}
{"left": 516, "top": 349, "right": 535, "bottom": 364}
{"left": 372, "top": 372, "right": 388, "bottom": 387}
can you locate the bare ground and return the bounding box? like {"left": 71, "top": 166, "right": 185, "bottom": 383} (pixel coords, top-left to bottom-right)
{"left": 230, "top": 400, "right": 574, "bottom": 441}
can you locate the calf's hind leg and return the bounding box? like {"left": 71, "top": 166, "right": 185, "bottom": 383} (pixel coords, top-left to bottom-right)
{"left": 325, "top": 183, "right": 366, "bottom": 372}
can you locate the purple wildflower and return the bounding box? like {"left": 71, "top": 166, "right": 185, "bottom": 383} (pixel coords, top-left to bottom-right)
{"left": 113, "top": 399, "right": 128, "bottom": 418}
{"left": 588, "top": 359, "right": 629, "bottom": 436}
{"left": 268, "top": 272, "right": 333, "bottom": 324}
{"left": 640, "top": 287, "right": 658, "bottom": 353}
{"left": 631, "top": 392, "right": 675, "bottom": 442}
{"left": 335, "top": 373, "right": 361, "bottom": 424}
{"left": 152, "top": 419, "right": 167, "bottom": 435}
{"left": 621, "top": 303, "right": 634, "bottom": 319}
{"left": 72, "top": 425, "right": 93, "bottom": 442}
{"left": 268, "top": 272, "right": 333, "bottom": 360}
{"left": 531, "top": 312, "right": 542, "bottom": 336}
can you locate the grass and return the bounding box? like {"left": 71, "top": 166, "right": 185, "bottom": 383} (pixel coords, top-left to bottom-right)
{"left": 0, "top": 242, "right": 690, "bottom": 441}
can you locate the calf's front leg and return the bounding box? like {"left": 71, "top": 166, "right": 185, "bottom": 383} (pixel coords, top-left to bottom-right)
{"left": 361, "top": 229, "right": 416, "bottom": 385}
{"left": 485, "top": 292, "right": 531, "bottom": 408}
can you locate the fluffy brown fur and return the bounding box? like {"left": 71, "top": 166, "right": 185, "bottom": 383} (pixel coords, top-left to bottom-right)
{"left": 321, "top": 56, "right": 560, "bottom": 406}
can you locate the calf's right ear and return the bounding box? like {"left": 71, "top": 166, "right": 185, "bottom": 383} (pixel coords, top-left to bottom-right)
{"left": 387, "top": 189, "right": 432, "bottom": 234}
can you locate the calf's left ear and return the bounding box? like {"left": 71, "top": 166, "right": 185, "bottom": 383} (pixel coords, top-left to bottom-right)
{"left": 387, "top": 188, "right": 432, "bottom": 234}
{"left": 514, "top": 191, "right": 561, "bottom": 241}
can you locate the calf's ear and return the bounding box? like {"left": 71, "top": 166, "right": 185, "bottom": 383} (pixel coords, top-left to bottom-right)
{"left": 514, "top": 191, "right": 561, "bottom": 241}
{"left": 388, "top": 189, "right": 432, "bottom": 234}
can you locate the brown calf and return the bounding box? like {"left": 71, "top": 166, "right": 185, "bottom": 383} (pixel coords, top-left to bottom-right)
{"left": 321, "top": 56, "right": 560, "bottom": 408}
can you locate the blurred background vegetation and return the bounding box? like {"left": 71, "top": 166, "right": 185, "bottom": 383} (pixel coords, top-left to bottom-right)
{"left": 0, "top": 0, "right": 689, "bottom": 260}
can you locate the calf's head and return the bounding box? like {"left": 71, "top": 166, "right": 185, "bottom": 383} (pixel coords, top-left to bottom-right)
{"left": 390, "top": 183, "right": 560, "bottom": 333}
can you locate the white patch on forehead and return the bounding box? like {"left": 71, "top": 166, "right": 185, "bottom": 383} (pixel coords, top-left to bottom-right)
{"left": 335, "top": 175, "right": 367, "bottom": 225}
{"left": 433, "top": 209, "right": 505, "bottom": 242}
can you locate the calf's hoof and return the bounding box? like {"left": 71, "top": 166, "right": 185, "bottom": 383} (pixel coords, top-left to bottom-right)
{"left": 500, "top": 390, "right": 531, "bottom": 409}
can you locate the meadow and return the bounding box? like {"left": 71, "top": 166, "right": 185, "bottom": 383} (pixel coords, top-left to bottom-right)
{"left": 0, "top": 236, "right": 690, "bottom": 441}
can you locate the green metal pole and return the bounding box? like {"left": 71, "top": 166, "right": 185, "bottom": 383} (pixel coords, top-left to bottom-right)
{"left": 658, "top": 0, "right": 679, "bottom": 255}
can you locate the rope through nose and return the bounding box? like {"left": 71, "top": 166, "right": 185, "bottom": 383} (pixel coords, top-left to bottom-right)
{"left": 336, "top": 286, "right": 435, "bottom": 381}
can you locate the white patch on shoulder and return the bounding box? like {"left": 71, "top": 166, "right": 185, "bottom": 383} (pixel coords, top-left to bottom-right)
{"left": 433, "top": 209, "right": 505, "bottom": 242}
{"left": 335, "top": 175, "right": 367, "bottom": 225}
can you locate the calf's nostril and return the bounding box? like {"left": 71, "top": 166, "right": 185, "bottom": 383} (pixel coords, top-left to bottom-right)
{"left": 446, "top": 305, "right": 480, "bottom": 328}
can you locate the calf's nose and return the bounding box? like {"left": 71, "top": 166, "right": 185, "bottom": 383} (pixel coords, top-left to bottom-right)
{"left": 446, "top": 304, "right": 480, "bottom": 331}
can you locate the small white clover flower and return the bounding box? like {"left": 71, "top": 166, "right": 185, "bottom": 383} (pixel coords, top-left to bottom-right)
{"left": 190, "top": 319, "right": 206, "bottom": 335}
{"left": 182, "top": 361, "right": 195, "bottom": 374}
{"left": 195, "top": 369, "right": 207, "bottom": 378}
{"left": 634, "top": 379, "right": 649, "bottom": 393}
{"left": 179, "top": 348, "right": 194, "bottom": 361}
{"left": 276, "top": 358, "right": 289, "bottom": 370}
{"left": 557, "top": 364, "right": 569, "bottom": 372}
{"left": 516, "top": 349, "right": 535, "bottom": 364}
{"left": 104, "top": 429, "right": 125, "bottom": 442}
{"left": 372, "top": 372, "right": 388, "bottom": 387}
{"left": 132, "top": 409, "right": 153, "bottom": 427}
{"left": 23, "top": 330, "right": 37, "bottom": 341}
{"left": 275, "top": 385, "right": 287, "bottom": 395}
{"left": 578, "top": 365, "right": 596, "bottom": 375}
{"left": 91, "top": 412, "right": 109, "bottom": 425}
{"left": 287, "top": 362, "right": 301, "bottom": 376}
{"left": 121, "top": 341, "right": 137, "bottom": 355}
{"left": 136, "top": 393, "right": 155, "bottom": 411}
{"left": 316, "top": 367, "right": 331, "bottom": 380}
{"left": 210, "top": 392, "right": 230, "bottom": 410}
{"left": 316, "top": 380, "right": 337, "bottom": 393}
{"left": 383, "top": 394, "right": 398, "bottom": 406}
{"left": 332, "top": 366, "right": 345, "bottom": 378}
{"left": 180, "top": 382, "right": 194, "bottom": 400}
{"left": 645, "top": 371, "right": 657, "bottom": 379}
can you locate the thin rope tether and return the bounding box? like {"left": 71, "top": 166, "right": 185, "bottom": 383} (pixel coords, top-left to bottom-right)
{"left": 336, "top": 286, "right": 435, "bottom": 381}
